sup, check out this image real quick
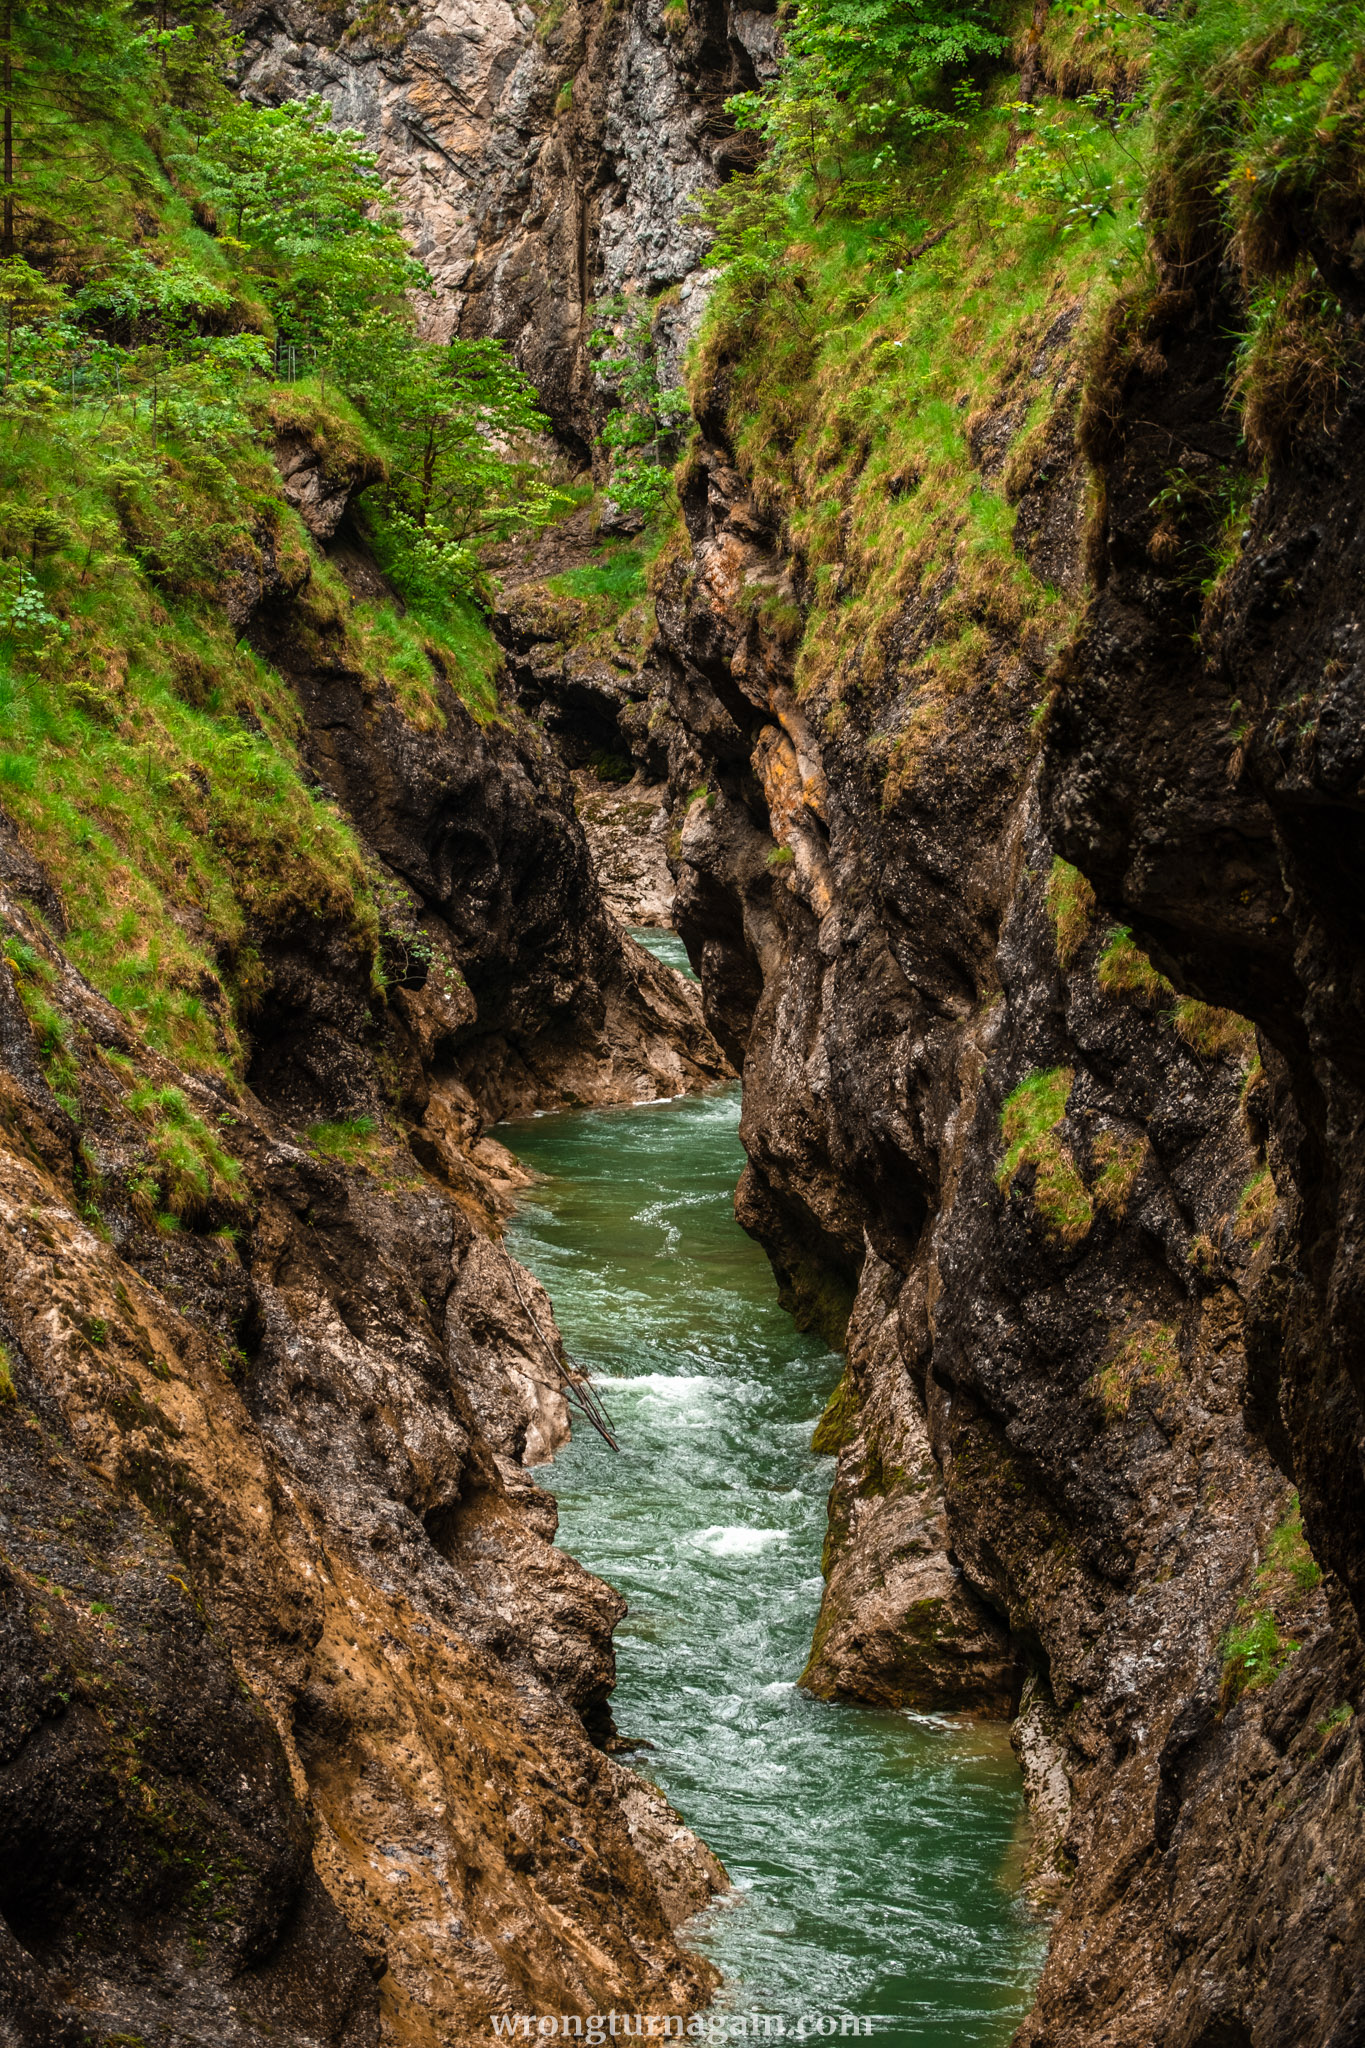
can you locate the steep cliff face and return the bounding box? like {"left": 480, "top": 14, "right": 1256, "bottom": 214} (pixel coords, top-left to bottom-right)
{"left": 234, "top": 0, "right": 775, "bottom": 443}
{"left": 635, "top": 256, "right": 1365, "bottom": 2041}
{"left": 0, "top": 420, "right": 728, "bottom": 2043}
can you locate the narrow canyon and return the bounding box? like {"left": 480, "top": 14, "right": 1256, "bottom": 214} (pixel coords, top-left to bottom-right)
{"left": 1, "top": 1, "right": 1362, "bottom": 2045}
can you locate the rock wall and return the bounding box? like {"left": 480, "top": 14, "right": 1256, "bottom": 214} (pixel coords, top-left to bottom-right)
{"left": 0, "top": 435, "right": 728, "bottom": 2044}
{"left": 234, "top": 0, "right": 774, "bottom": 446}
{"left": 633, "top": 291, "right": 1365, "bottom": 2043}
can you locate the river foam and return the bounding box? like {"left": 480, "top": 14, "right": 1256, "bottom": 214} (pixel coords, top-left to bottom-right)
{"left": 504, "top": 1081, "right": 1045, "bottom": 2046}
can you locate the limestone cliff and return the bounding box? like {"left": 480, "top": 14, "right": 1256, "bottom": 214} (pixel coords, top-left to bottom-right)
{"left": 234, "top": 0, "right": 776, "bottom": 442}
{"left": 5, "top": 0, "right": 1364, "bottom": 2043}
{"left": 616, "top": 175, "right": 1364, "bottom": 2048}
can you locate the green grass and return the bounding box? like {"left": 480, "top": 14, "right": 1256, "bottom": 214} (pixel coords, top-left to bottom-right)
{"left": 1091, "top": 1128, "right": 1146, "bottom": 1219}
{"left": 1236, "top": 1165, "right": 1276, "bottom": 1245}
{"left": 1090, "top": 1319, "right": 1180, "bottom": 1422}
{"left": 1263, "top": 1493, "right": 1322, "bottom": 1595}
{"left": 1219, "top": 1492, "right": 1322, "bottom": 1708}
{"left": 1096, "top": 926, "right": 1171, "bottom": 1003}
{"left": 1221, "top": 1608, "right": 1297, "bottom": 1702}
{"left": 1045, "top": 857, "right": 1096, "bottom": 971}
{"left": 126, "top": 1081, "right": 242, "bottom": 1221}
{"left": 690, "top": 93, "right": 1140, "bottom": 791}
{"left": 354, "top": 496, "right": 502, "bottom": 722}
{"left": 306, "top": 1115, "right": 381, "bottom": 1167}
{"left": 4, "top": 933, "right": 81, "bottom": 1115}
{"left": 0, "top": 397, "right": 387, "bottom": 1075}
{"left": 547, "top": 547, "right": 648, "bottom": 606}
{"left": 1172, "top": 997, "right": 1256, "bottom": 1062}
{"left": 996, "top": 1066, "right": 1093, "bottom": 1245}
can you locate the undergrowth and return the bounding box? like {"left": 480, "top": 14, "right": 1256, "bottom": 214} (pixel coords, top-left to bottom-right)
{"left": 1220, "top": 1491, "right": 1322, "bottom": 1709}
{"left": 0, "top": 1, "right": 520, "bottom": 1090}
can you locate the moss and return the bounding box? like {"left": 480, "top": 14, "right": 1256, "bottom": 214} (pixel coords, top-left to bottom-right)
{"left": 997, "top": 1066, "right": 1093, "bottom": 1245}
{"left": 1044, "top": 856, "right": 1096, "bottom": 970}
{"left": 1096, "top": 925, "right": 1171, "bottom": 1003}
{"left": 587, "top": 750, "right": 632, "bottom": 784}
{"left": 767, "top": 843, "right": 795, "bottom": 868}
{"left": 772, "top": 1252, "right": 856, "bottom": 1352}
{"left": 857, "top": 1435, "right": 906, "bottom": 1499}
{"left": 810, "top": 1366, "right": 858, "bottom": 1454}
{"left": 0, "top": 1345, "right": 15, "bottom": 1404}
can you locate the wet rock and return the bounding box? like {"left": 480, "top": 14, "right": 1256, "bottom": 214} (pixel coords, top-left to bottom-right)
{"left": 648, "top": 288, "right": 1365, "bottom": 2046}
{"left": 0, "top": 520, "right": 727, "bottom": 2035}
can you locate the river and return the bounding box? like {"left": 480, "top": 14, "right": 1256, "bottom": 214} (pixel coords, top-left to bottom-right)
{"left": 502, "top": 933, "right": 1044, "bottom": 2046}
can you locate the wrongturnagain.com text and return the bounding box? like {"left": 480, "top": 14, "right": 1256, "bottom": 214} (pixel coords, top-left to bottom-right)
{"left": 490, "top": 2015, "right": 877, "bottom": 2041}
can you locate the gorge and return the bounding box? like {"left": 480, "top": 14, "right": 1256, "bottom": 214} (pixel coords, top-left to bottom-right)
{"left": 1, "top": 0, "right": 1363, "bottom": 2045}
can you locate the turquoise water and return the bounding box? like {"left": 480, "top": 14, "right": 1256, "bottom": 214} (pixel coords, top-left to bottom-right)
{"left": 629, "top": 925, "right": 700, "bottom": 980}
{"left": 503, "top": 1073, "right": 1043, "bottom": 2045}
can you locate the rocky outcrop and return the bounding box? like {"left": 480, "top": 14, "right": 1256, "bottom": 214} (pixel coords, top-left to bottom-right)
{"left": 233, "top": 0, "right": 772, "bottom": 445}
{"left": 244, "top": 554, "right": 725, "bottom": 1122}
{"left": 640, "top": 288, "right": 1365, "bottom": 2041}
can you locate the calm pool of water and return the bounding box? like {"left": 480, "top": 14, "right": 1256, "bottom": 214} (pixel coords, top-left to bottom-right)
{"left": 503, "top": 1058, "right": 1043, "bottom": 2045}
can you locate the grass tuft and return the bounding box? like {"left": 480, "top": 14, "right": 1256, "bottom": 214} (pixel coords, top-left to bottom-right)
{"left": 1172, "top": 997, "right": 1256, "bottom": 1062}
{"left": 1096, "top": 926, "right": 1171, "bottom": 1003}
{"left": 1090, "top": 1319, "right": 1180, "bottom": 1421}
{"left": 1220, "top": 1493, "right": 1321, "bottom": 1710}
{"left": 997, "top": 1066, "right": 1093, "bottom": 1245}
{"left": 1045, "top": 857, "right": 1096, "bottom": 971}
{"left": 307, "top": 1115, "right": 381, "bottom": 1167}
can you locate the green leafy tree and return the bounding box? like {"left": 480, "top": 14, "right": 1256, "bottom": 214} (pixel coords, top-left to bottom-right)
{"left": 181, "top": 95, "right": 421, "bottom": 380}
{"left": 588, "top": 292, "right": 687, "bottom": 521}
{"left": 184, "top": 95, "right": 395, "bottom": 253}
{"left": 333, "top": 313, "right": 568, "bottom": 595}
{"left": 131, "top": 1, "right": 236, "bottom": 117}
{"left": 0, "top": 0, "right": 149, "bottom": 256}
{"left": 724, "top": 0, "right": 1007, "bottom": 210}
{"left": 0, "top": 248, "right": 63, "bottom": 382}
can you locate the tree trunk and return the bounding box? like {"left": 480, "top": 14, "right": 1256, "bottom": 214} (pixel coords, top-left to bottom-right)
{"left": 1007, "top": 0, "right": 1054, "bottom": 170}
{"left": 2, "top": 0, "right": 14, "bottom": 260}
